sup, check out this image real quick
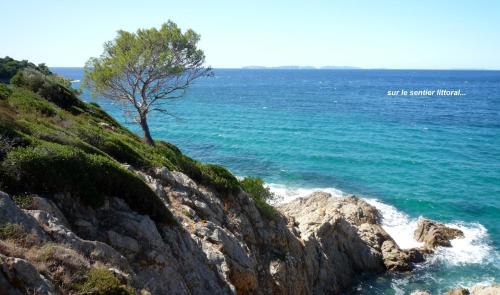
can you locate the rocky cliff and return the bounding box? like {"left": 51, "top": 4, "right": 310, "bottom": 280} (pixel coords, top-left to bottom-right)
{"left": 0, "top": 167, "right": 463, "bottom": 294}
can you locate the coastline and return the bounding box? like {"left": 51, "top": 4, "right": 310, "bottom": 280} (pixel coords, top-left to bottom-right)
{"left": 268, "top": 182, "right": 497, "bottom": 291}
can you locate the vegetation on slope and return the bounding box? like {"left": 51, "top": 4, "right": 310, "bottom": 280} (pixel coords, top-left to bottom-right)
{"left": 0, "top": 56, "right": 52, "bottom": 83}
{"left": 239, "top": 177, "right": 280, "bottom": 219}
{"left": 0, "top": 60, "right": 239, "bottom": 225}
{"left": 0, "top": 57, "right": 278, "bottom": 226}
{"left": 74, "top": 268, "right": 135, "bottom": 295}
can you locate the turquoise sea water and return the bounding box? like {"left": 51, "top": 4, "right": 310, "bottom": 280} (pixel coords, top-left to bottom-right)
{"left": 53, "top": 68, "right": 500, "bottom": 294}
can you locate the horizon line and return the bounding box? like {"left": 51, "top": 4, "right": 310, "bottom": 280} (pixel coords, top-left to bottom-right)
{"left": 49, "top": 66, "right": 500, "bottom": 71}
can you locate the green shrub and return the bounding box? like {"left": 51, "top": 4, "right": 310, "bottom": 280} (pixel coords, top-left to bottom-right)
{"left": 0, "top": 142, "right": 175, "bottom": 224}
{"left": 12, "top": 194, "right": 34, "bottom": 209}
{"left": 84, "top": 102, "right": 122, "bottom": 129}
{"left": 239, "top": 177, "right": 279, "bottom": 219}
{"left": 0, "top": 56, "right": 52, "bottom": 83}
{"left": 72, "top": 125, "right": 153, "bottom": 169}
{"left": 0, "top": 135, "right": 16, "bottom": 160}
{"left": 0, "top": 223, "right": 25, "bottom": 240}
{"left": 8, "top": 87, "right": 57, "bottom": 116}
{"left": 11, "top": 68, "right": 82, "bottom": 110}
{"left": 75, "top": 268, "right": 134, "bottom": 295}
{"left": 198, "top": 164, "right": 240, "bottom": 193}
{"left": 0, "top": 83, "right": 11, "bottom": 99}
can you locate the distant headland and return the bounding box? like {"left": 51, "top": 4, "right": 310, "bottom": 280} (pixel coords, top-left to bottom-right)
{"left": 241, "top": 65, "right": 362, "bottom": 70}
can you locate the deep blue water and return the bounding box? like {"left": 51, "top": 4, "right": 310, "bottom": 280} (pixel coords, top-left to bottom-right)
{"left": 53, "top": 68, "right": 500, "bottom": 294}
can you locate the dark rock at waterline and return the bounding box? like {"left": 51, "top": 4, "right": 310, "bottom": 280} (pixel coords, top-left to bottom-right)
{"left": 445, "top": 287, "right": 470, "bottom": 295}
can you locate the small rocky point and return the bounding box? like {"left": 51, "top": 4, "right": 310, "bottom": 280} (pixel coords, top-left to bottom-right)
{"left": 410, "top": 284, "right": 500, "bottom": 295}
{"left": 444, "top": 284, "right": 500, "bottom": 295}
{"left": 414, "top": 218, "right": 464, "bottom": 249}
{"left": 0, "top": 167, "right": 471, "bottom": 294}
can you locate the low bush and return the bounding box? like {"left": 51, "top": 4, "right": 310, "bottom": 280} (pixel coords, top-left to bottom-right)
{"left": 27, "top": 243, "right": 89, "bottom": 290}
{"left": 0, "top": 135, "right": 17, "bottom": 160}
{"left": 0, "top": 83, "right": 11, "bottom": 99}
{"left": 198, "top": 164, "right": 240, "bottom": 193}
{"left": 0, "top": 223, "right": 25, "bottom": 240}
{"left": 10, "top": 68, "right": 83, "bottom": 110}
{"left": 0, "top": 142, "right": 175, "bottom": 224}
{"left": 75, "top": 268, "right": 134, "bottom": 295}
{"left": 8, "top": 87, "right": 57, "bottom": 116}
{"left": 12, "top": 194, "right": 34, "bottom": 209}
{"left": 0, "top": 56, "right": 52, "bottom": 83}
{"left": 239, "top": 177, "right": 280, "bottom": 219}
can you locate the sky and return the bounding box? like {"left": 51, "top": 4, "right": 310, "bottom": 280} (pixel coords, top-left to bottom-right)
{"left": 1, "top": 0, "right": 500, "bottom": 69}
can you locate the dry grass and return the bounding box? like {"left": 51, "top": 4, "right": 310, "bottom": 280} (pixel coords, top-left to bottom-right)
{"left": 0, "top": 240, "right": 91, "bottom": 291}
{"left": 26, "top": 243, "right": 90, "bottom": 290}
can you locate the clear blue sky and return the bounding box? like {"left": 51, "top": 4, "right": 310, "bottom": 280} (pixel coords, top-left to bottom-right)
{"left": 1, "top": 0, "right": 499, "bottom": 69}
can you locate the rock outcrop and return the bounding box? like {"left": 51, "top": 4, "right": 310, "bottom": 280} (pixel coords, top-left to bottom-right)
{"left": 469, "top": 284, "right": 500, "bottom": 295}
{"left": 0, "top": 254, "right": 57, "bottom": 295}
{"left": 445, "top": 287, "right": 471, "bottom": 295}
{"left": 277, "top": 193, "right": 421, "bottom": 275}
{"left": 414, "top": 219, "right": 464, "bottom": 249}
{"left": 445, "top": 284, "right": 500, "bottom": 295}
{"left": 0, "top": 168, "right": 464, "bottom": 294}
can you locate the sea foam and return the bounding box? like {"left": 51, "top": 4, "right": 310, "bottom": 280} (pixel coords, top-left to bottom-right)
{"left": 364, "top": 198, "right": 424, "bottom": 249}
{"left": 268, "top": 183, "right": 346, "bottom": 203}
{"left": 431, "top": 222, "right": 494, "bottom": 265}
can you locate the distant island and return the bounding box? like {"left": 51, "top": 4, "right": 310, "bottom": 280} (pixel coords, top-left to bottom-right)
{"left": 241, "top": 65, "right": 361, "bottom": 70}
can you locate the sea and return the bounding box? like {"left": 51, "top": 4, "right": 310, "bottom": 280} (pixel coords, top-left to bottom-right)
{"left": 52, "top": 68, "right": 500, "bottom": 294}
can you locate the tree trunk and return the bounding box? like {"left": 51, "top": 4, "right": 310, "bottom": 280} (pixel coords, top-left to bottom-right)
{"left": 139, "top": 115, "right": 154, "bottom": 146}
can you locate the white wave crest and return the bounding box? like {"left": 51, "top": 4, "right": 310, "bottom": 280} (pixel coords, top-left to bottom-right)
{"left": 431, "top": 222, "right": 494, "bottom": 266}
{"left": 364, "top": 198, "right": 424, "bottom": 249}
{"left": 268, "top": 183, "right": 346, "bottom": 203}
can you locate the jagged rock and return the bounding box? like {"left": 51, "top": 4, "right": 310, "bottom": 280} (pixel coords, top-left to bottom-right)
{"left": 335, "top": 195, "right": 381, "bottom": 225}
{"left": 193, "top": 220, "right": 257, "bottom": 293}
{"left": 0, "top": 192, "right": 48, "bottom": 241}
{"left": 381, "top": 240, "right": 412, "bottom": 271}
{"left": 0, "top": 254, "right": 56, "bottom": 295}
{"left": 470, "top": 284, "right": 500, "bottom": 295}
{"left": 278, "top": 192, "right": 416, "bottom": 275}
{"left": 147, "top": 178, "right": 167, "bottom": 199}
{"left": 31, "top": 196, "right": 70, "bottom": 227}
{"left": 0, "top": 166, "right": 443, "bottom": 295}
{"left": 404, "top": 247, "right": 428, "bottom": 264}
{"left": 26, "top": 209, "right": 131, "bottom": 272}
{"left": 445, "top": 284, "right": 500, "bottom": 295}
{"left": 155, "top": 167, "right": 198, "bottom": 190}
{"left": 414, "top": 219, "right": 464, "bottom": 249}
{"left": 115, "top": 212, "right": 164, "bottom": 250}
{"left": 107, "top": 230, "right": 140, "bottom": 253}
{"left": 445, "top": 287, "right": 470, "bottom": 295}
